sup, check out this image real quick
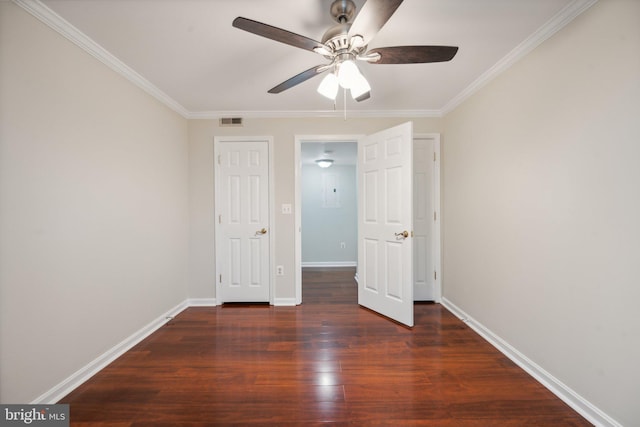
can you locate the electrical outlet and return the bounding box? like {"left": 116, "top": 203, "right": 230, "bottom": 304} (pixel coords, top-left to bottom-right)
{"left": 340, "top": 242, "right": 346, "bottom": 249}
{"left": 276, "top": 265, "right": 284, "bottom": 276}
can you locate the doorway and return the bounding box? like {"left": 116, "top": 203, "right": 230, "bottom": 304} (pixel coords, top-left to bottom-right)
{"left": 295, "top": 135, "right": 362, "bottom": 305}
{"left": 299, "top": 140, "right": 359, "bottom": 305}
{"left": 300, "top": 141, "right": 358, "bottom": 268}
{"left": 294, "top": 132, "right": 441, "bottom": 306}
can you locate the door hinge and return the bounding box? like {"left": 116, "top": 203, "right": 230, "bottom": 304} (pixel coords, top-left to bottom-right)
{"left": 434, "top": 211, "right": 437, "bottom": 221}
{"left": 218, "top": 215, "right": 222, "bottom": 224}
{"left": 219, "top": 274, "right": 222, "bottom": 283}
{"left": 218, "top": 155, "right": 222, "bottom": 165}
{"left": 434, "top": 271, "right": 437, "bottom": 281}
{"left": 434, "top": 152, "right": 436, "bottom": 162}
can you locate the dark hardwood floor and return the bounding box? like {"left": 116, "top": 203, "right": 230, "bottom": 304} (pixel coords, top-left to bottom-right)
{"left": 61, "top": 267, "right": 591, "bottom": 426}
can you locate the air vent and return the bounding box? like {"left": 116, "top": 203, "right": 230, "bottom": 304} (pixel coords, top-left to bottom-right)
{"left": 219, "top": 117, "right": 243, "bottom": 127}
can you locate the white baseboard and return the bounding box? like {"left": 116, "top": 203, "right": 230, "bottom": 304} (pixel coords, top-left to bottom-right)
{"left": 273, "top": 298, "right": 297, "bottom": 306}
{"left": 32, "top": 300, "right": 189, "bottom": 404}
{"left": 187, "top": 298, "right": 217, "bottom": 306}
{"left": 301, "top": 261, "right": 357, "bottom": 267}
{"left": 441, "top": 297, "right": 622, "bottom": 427}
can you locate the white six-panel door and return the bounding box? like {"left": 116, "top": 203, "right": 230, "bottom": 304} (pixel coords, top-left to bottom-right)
{"left": 216, "top": 138, "right": 270, "bottom": 303}
{"left": 358, "top": 122, "right": 414, "bottom": 327}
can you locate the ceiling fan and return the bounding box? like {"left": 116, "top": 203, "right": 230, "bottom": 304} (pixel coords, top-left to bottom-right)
{"left": 232, "top": 0, "right": 458, "bottom": 102}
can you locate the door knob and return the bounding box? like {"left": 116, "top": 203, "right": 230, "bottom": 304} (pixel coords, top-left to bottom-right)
{"left": 395, "top": 230, "right": 409, "bottom": 239}
{"left": 257, "top": 228, "right": 267, "bottom": 235}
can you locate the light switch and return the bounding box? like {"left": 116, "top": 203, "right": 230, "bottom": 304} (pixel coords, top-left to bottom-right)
{"left": 282, "top": 204, "right": 292, "bottom": 214}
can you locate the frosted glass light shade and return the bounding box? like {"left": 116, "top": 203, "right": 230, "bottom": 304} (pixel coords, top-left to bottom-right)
{"left": 317, "top": 73, "right": 339, "bottom": 99}
{"left": 337, "top": 60, "right": 359, "bottom": 89}
{"left": 350, "top": 72, "right": 371, "bottom": 99}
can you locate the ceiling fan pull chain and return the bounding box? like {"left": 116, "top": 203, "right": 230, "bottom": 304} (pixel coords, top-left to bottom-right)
{"left": 343, "top": 87, "right": 347, "bottom": 121}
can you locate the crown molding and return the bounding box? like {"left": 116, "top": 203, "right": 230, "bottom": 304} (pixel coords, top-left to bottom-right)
{"left": 442, "top": 0, "right": 598, "bottom": 115}
{"left": 13, "top": 0, "right": 191, "bottom": 119}
{"left": 187, "top": 109, "right": 443, "bottom": 120}
{"left": 14, "top": 0, "right": 597, "bottom": 121}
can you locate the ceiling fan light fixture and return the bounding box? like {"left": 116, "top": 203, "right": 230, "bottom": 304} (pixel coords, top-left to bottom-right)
{"left": 315, "top": 159, "right": 334, "bottom": 168}
{"left": 350, "top": 72, "right": 371, "bottom": 99}
{"left": 317, "top": 72, "right": 339, "bottom": 99}
{"left": 337, "top": 59, "right": 360, "bottom": 89}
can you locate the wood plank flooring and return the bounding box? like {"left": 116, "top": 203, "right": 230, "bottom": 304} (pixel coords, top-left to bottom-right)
{"left": 61, "top": 267, "right": 591, "bottom": 426}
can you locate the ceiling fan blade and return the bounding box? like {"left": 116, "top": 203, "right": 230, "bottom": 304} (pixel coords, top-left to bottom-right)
{"left": 268, "top": 65, "right": 328, "bottom": 94}
{"left": 366, "top": 46, "right": 458, "bottom": 64}
{"left": 348, "top": 0, "right": 404, "bottom": 45}
{"left": 233, "top": 17, "right": 324, "bottom": 52}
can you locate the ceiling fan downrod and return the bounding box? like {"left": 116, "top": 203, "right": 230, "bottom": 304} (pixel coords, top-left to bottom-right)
{"left": 320, "top": 1, "right": 367, "bottom": 62}
{"left": 330, "top": 0, "right": 356, "bottom": 24}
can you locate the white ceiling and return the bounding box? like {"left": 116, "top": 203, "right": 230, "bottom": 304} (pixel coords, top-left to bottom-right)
{"left": 32, "top": 0, "right": 593, "bottom": 118}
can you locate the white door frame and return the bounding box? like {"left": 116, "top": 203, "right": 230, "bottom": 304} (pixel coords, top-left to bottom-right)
{"left": 294, "top": 134, "right": 363, "bottom": 305}
{"left": 294, "top": 133, "right": 441, "bottom": 305}
{"left": 414, "top": 133, "right": 442, "bottom": 302}
{"left": 214, "top": 136, "right": 276, "bottom": 305}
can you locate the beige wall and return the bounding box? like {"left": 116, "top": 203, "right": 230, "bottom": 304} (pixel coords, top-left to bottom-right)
{"left": 0, "top": 3, "right": 189, "bottom": 403}
{"left": 188, "top": 117, "right": 443, "bottom": 300}
{"left": 442, "top": 0, "right": 640, "bottom": 425}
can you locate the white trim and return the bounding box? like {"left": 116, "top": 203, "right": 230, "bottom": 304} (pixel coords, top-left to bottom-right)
{"left": 442, "top": 0, "right": 598, "bottom": 114}
{"left": 31, "top": 300, "right": 189, "bottom": 405}
{"left": 301, "top": 261, "right": 357, "bottom": 268}
{"left": 414, "top": 134, "right": 442, "bottom": 303}
{"left": 441, "top": 297, "right": 622, "bottom": 427}
{"left": 273, "top": 298, "right": 297, "bottom": 307}
{"left": 294, "top": 135, "right": 364, "bottom": 305}
{"left": 213, "top": 136, "right": 274, "bottom": 305}
{"left": 13, "top": 0, "right": 190, "bottom": 119}
{"left": 294, "top": 139, "right": 302, "bottom": 305}
{"left": 187, "top": 298, "right": 217, "bottom": 307}
{"left": 188, "top": 110, "right": 442, "bottom": 120}
{"left": 433, "top": 136, "right": 442, "bottom": 303}
{"left": 267, "top": 137, "right": 276, "bottom": 306}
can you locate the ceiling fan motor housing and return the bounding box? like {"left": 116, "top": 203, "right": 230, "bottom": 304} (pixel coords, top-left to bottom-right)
{"left": 322, "top": 23, "right": 351, "bottom": 53}
{"left": 321, "top": 1, "right": 369, "bottom": 60}
{"left": 330, "top": 0, "right": 356, "bottom": 23}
